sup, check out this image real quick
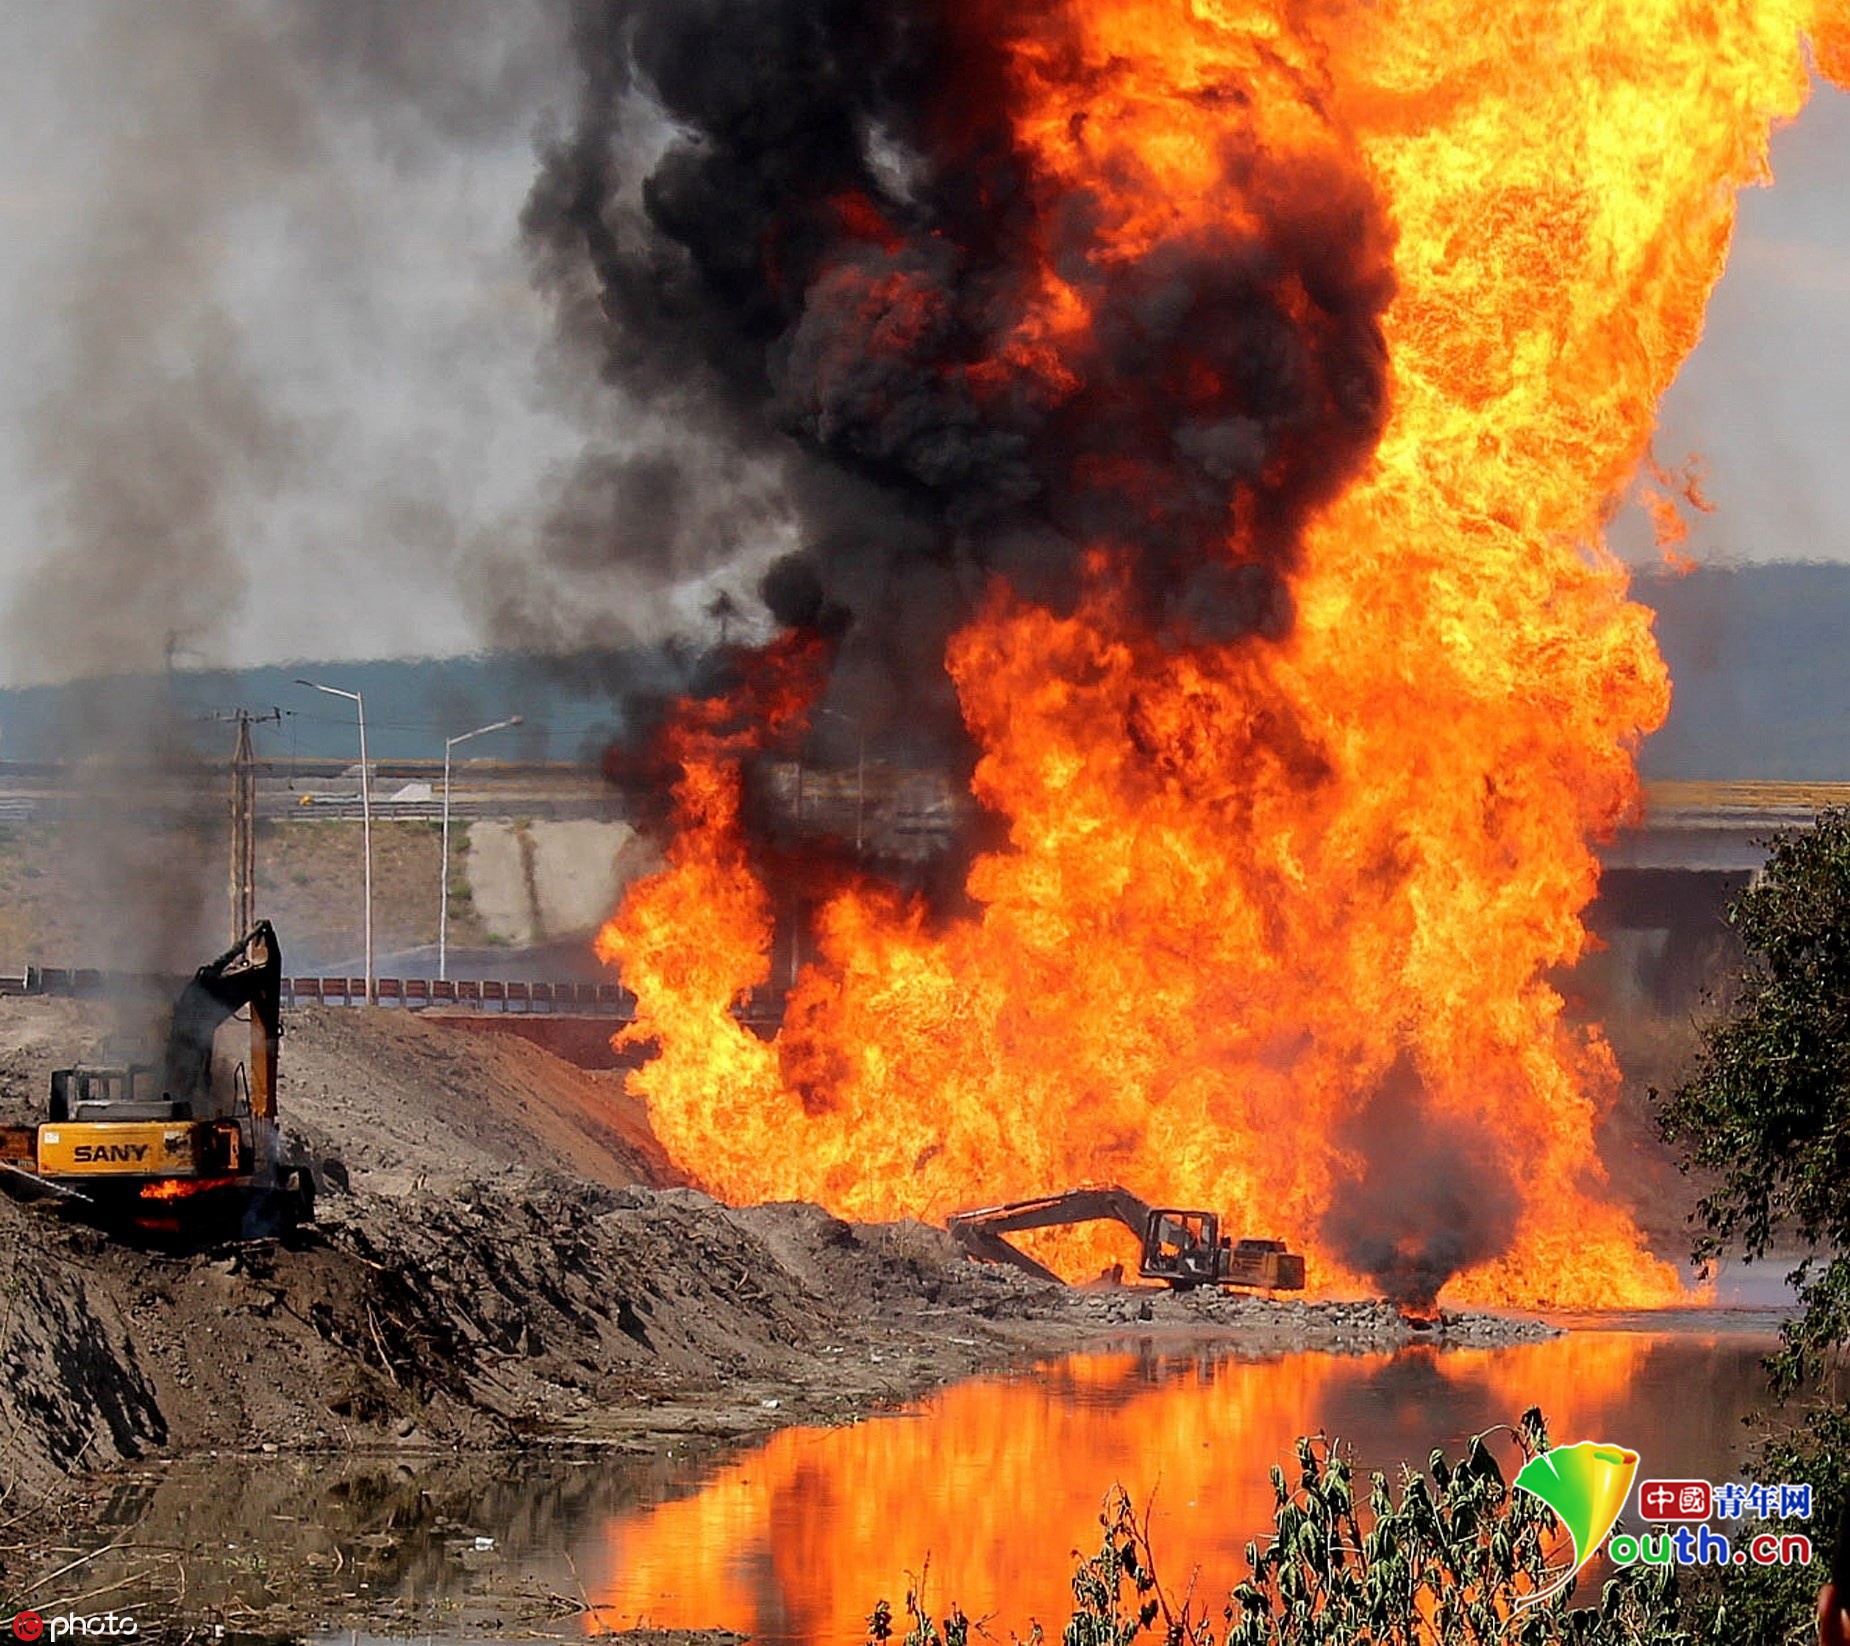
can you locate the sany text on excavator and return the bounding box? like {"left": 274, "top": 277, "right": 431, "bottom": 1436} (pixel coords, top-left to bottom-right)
{"left": 948, "top": 1185, "right": 1305, "bottom": 1291}
{"left": 0, "top": 921, "right": 316, "bottom": 1236}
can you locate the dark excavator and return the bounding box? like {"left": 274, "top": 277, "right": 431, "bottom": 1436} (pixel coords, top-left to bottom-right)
{"left": 0, "top": 921, "right": 316, "bottom": 1236}
{"left": 948, "top": 1184, "right": 1306, "bottom": 1291}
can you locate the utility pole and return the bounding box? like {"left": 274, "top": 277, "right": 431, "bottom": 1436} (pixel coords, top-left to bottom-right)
{"left": 211, "top": 708, "right": 281, "bottom": 944}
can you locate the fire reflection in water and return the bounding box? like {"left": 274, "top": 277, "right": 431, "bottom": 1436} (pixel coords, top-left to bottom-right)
{"left": 583, "top": 1334, "right": 1775, "bottom": 1643}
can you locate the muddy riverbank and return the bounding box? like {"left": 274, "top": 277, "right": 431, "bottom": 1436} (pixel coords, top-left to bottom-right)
{"left": 6, "top": 1322, "right": 1784, "bottom": 1646}
{"left": 0, "top": 997, "right": 1555, "bottom": 1638}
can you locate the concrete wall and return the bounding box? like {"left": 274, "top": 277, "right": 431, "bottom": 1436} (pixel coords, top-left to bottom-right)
{"left": 465, "top": 820, "right": 659, "bottom": 945}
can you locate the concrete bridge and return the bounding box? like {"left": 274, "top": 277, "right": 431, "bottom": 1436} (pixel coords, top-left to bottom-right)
{"left": 1602, "top": 782, "right": 1850, "bottom": 874}
{"left": 1595, "top": 783, "right": 1850, "bottom": 1009}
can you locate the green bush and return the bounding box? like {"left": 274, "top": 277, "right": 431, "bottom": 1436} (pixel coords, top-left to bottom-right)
{"left": 1652, "top": 808, "right": 1850, "bottom": 1643}
{"left": 1658, "top": 807, "right": 1850, "bottom": 1390}
{"left": 1673, "top": 1403, "right": 1847, "bottom": 1644}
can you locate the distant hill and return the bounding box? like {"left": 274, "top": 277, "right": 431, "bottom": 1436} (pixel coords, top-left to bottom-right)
{"left": 0, "top": 564, "right": 1838, "bottom": 778}
{"left": 0, "top": 649, "right": 695, "bottom": 766}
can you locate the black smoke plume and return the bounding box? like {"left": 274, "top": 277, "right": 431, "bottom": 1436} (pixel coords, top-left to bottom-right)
{"left": 1321, "top": 1053, "right": 1521, "bottom": 1311}
{"left": 526, "top": 0, "right": 1395, "bottom": 763}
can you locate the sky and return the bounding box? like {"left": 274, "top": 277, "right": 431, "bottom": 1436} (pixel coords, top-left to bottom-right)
{"left": 0, "top": 4, "right": 541, "bottom": 676}
{"left": 0, "top": 4, "right": 1842, "bottom": 685}
{"left": 0, "top": 0, "right": 730, "bottom": 686}
{"left": 1642, "top": 77, "right": 1850, "bottom": 567}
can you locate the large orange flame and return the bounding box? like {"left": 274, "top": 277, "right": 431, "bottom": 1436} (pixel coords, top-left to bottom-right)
{"left": 601, "top": 1, "right": 1849, "bottom": 1306}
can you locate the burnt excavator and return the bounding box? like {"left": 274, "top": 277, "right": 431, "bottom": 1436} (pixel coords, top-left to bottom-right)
{"left": 949, "top": 1185, "right": 1306, "bottom": 1291}
{"left": 0, "top": 921, "right": 316, "bottom": 1236}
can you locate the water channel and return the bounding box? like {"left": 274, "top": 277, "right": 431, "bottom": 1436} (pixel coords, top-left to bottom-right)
{"left": 59, "top": 1306, "right": 1793, "bottom": 1643}
{"left": 578, "top": 1317, "right": 1786, "bottom": 1640}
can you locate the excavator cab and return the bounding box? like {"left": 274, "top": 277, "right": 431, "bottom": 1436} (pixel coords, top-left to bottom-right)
{"left": 48, "top": 1065, "right": 169, "bottom": 1122}
{"left": 1141, "top": 1209, "right": 1223, "bottom": 1287}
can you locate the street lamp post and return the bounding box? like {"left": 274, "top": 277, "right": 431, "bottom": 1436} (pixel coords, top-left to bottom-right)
{"left": 297, "top": 679, "right": 374, "bottom": 1004}
{"left": 440, "top": 715, "right": 523, "bottom": 982}
{"left": 816, "top": 707, "right": 866, "bottom": 854}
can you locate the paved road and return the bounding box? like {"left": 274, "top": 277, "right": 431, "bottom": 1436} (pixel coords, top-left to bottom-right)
{"left": 1601, "top": 781, "right": 1850, "bottom": 872}
{"left": 0, "top": 759, "right": 1831, "bottom": 875}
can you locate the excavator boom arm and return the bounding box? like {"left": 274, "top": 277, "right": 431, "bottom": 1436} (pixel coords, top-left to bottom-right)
{"left": 947, "top": 1185, "right": 1156, "bottom": 1284}
{"left": 162, "top": 921, "right": 281, "bottom": 1119}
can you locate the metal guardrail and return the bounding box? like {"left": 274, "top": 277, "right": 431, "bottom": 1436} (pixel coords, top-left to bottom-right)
{"left": 0, "top": 965, "right": 124, "bottom": 998}
{"left": 282, "top": 976, "right": 637, "bottom": 1015}
{"left": 275, "top": 798, "right": 616, "bottom": 822}
{"left": 285, "top": 803, "right": 447, "bottom": 822}
{"left": 0, "top": 966, "right": 638, "bottom": 1017}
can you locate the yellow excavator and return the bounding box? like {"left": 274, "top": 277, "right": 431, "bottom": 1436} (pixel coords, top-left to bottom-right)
{"left": 949, "top": 1185, "right": 1306, "bottom": 1291}
{"left": 0, "top": 921, "right": 315, "bottom": 1235}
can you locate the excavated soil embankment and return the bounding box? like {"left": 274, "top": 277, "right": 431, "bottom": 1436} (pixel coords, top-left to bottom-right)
{"left": 0, "top": 999, "right": 1549, "bottom": 1507}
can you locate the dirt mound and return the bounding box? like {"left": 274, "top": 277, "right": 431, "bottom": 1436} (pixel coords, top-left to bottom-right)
{"left": 0, "top": 996, "right": 142, "bottom": 1114}
{"left": 0, "top": 996, "right": 1552, "bottom": 1516}
{"left": 0, "top": 1171, "right": 1051, "bottom": 1497}
{"left": 277, "top": 1005, "right": 676, "bottom": 1193}
{"left": 725, "top": 1200, "right": 1052, "bottom": 1316}
{"left": 0, "top": 996, "right": 702, "bottom": 1493}
{"left": 0, "top": 1211, "right": 165, "bottom": 1486}
{"left": 0, "top": 997, "right": 677, "bottom": 1193}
